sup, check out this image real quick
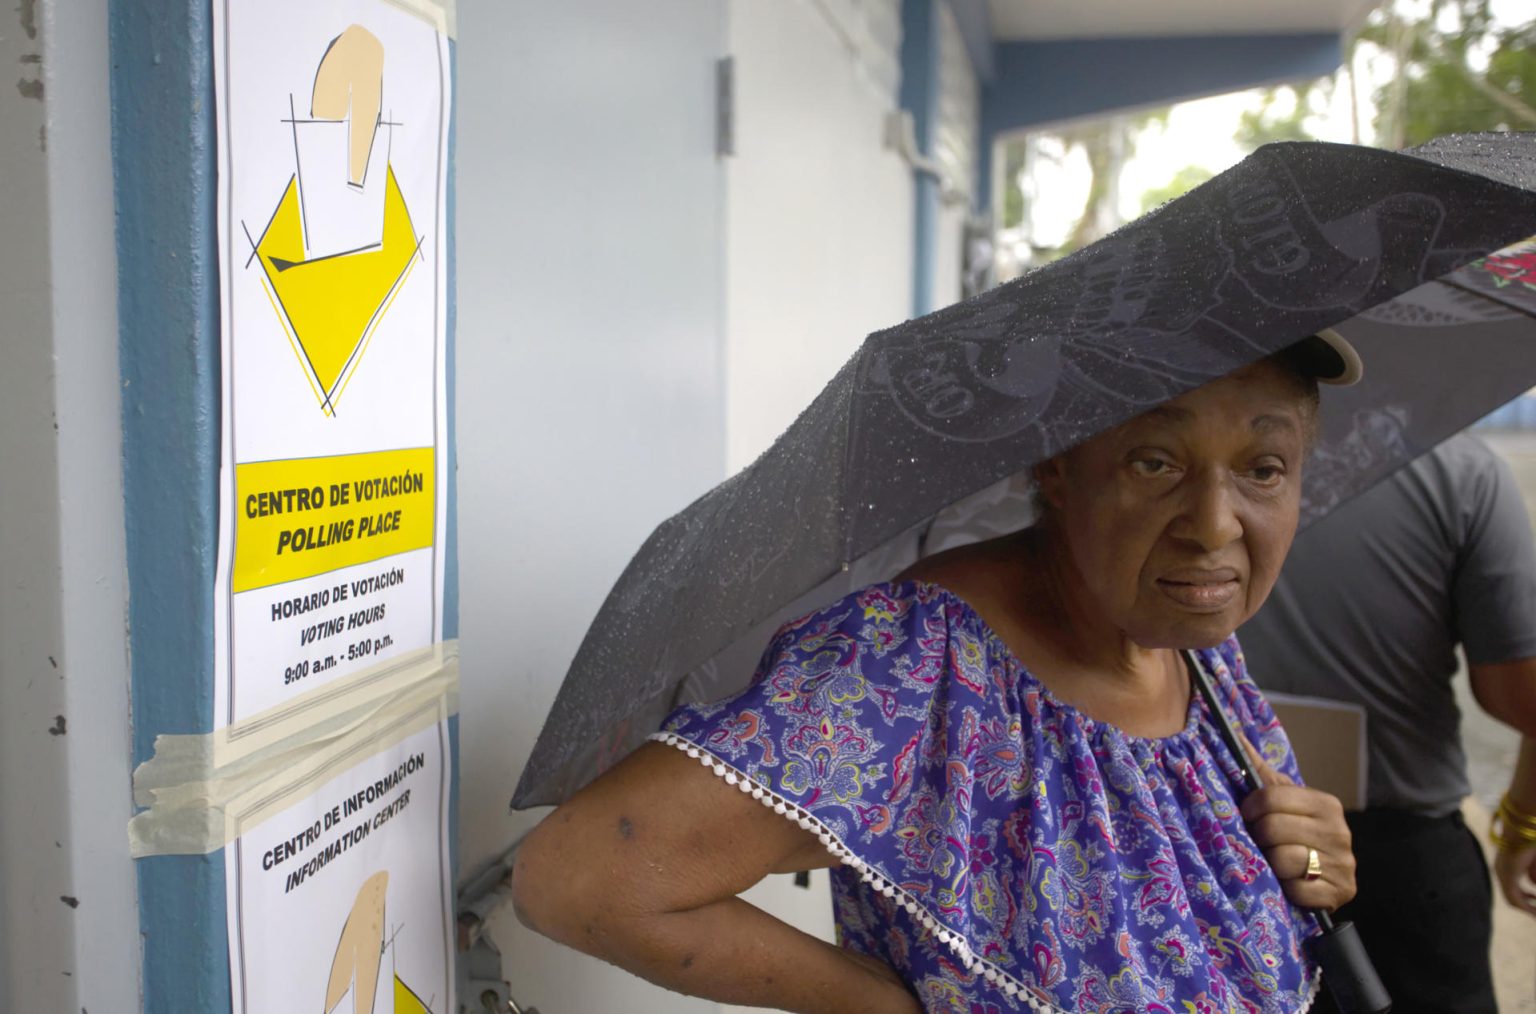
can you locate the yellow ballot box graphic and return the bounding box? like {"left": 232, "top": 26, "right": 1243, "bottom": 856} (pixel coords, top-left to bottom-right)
{"left": 253, "top": 167, "right": 422, "bottom": 414}
{"left": 244, "top": 23, "right": 424, "bottom": 416}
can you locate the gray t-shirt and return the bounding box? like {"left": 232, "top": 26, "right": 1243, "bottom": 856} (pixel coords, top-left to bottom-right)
{"left": 1238, "top": 433, "right": 1536, "bottom": 816}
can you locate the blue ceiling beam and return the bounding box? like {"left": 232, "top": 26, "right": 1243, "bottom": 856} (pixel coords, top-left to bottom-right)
{"left": 977, "top": 31, "right": 1344, "bottom": 210}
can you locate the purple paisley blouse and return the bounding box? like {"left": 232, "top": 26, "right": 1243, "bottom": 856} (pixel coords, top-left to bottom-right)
{"left": 655, "top": 581, "right": 1320, "bottom": 1013}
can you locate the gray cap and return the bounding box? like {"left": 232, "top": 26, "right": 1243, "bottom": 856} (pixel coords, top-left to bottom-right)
{"left": 1288, "top": 327, "right": 1364, "bottom": 386}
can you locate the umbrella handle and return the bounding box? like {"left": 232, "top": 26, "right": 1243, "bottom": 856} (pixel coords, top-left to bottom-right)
{"left": 1307, "top": 918, "right": 1393, "bottom": 1013}
{"left": 1184, "top": 653, "right": 1392, "bottom": 1013}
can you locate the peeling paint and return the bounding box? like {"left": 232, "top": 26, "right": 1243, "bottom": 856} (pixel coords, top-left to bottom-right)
{"left": 16, "top": 75, "right": 41, "bottom": 100}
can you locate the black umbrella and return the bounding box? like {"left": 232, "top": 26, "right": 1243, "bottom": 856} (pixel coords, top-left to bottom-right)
{"left": 513, "top": 134, "right": 1536, "bottom": 810}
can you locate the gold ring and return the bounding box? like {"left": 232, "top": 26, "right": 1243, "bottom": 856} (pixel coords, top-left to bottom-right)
{"left": 1304, "top": 847, "right": 1323, "bottom": 882}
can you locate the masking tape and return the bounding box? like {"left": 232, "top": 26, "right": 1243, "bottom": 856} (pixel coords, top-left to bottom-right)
{"left": 128, "top": 641, "right": 458, "bottom": 857}
{"left": 381, "top": 0, "right": 457, "bottom": 38}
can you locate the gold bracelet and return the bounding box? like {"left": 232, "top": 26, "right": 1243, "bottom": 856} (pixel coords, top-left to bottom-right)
{"left": 1500, "top": 793, "right": 1536, "bottom": 831}
{"left": 1491, "top": 797, "right": 1536, "bottom": 851}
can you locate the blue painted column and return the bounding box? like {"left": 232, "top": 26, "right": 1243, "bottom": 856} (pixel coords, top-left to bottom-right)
{"left": 444, "top": 35, "right": 462, "bottom": 914}
{"left": 109, "top": 2, "right": 229, "bottom": 1009}
{"left": 108, "top": 4, "right": 457, "bottom": 1010}
{"left": 900, "top": 0, "right": 941, "bottom": 318}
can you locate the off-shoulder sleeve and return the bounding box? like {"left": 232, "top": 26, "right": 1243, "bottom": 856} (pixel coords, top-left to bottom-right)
{"left": 652, "top": 582, "right": 986, "bottom": 859}
{"left": 654, "top": 601, "right": 1322, "bottom": 1012}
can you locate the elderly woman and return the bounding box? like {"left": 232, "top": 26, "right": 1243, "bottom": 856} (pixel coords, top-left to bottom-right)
{"left": 513, "top": 338, "right": 1359, "bottom": 1013}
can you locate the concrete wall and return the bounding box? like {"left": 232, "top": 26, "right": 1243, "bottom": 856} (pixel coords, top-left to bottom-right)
{"left": 453, "top": 0, "right": 926, "bottom": 1007}
{"left": 0, "top": 0, "right": 141, "bottom": 1010}
{"left": 453, "top": 1, "right": 729, "bottom": 1010}
{"left": 723, "top": 0, "right": 914, "bottom": 472}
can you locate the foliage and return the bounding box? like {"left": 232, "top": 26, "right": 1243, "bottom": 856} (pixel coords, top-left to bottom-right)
{"left": 1234, "top": 0, "right": 1536, "bottom": 152}
{"left": 1358, "top": 0, "right": 1536, "bottom": 147}
{"left": 1002, "top": 107, "right": 1173, "bottom": 263}
{"left": 1001, "top": 143, "right": 1027, "bottom": 229}
{"left": 1139, "top": 165, "right": 1215, "bottom": 214}
{"left": 1234, "top": 86, "right": 1324, "bottom": 150}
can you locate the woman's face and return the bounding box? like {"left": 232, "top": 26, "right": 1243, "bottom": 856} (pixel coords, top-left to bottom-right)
{"left": 1036, "top": 361, "right": 1312, "bottom": 650}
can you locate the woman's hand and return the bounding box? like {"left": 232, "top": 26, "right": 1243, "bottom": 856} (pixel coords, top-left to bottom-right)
{"left": 1237, "top": 738, "right": 1357, "bottom": 912}
{"left": 1494, "top": 843, "right": 1536, "bottom": 918}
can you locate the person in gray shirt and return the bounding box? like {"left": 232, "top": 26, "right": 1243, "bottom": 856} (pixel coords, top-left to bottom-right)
{"left": 1240, "top": 431, "right": 1536, "bottom": 1013}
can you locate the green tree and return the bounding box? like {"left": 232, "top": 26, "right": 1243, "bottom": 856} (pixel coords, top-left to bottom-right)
{"left": 1234, "top": 0, "right": 1536, "bottom": 153}
{"left": 1058, "top": 117, "right": 1131, "bottom": 252}
{"left": 1360, "top": 0, "right": 1536, "bottom": 147}
{"left": 1001, "top": 143, "right": 1026, "bottom": 230}
{"left": 1140, "top": 165, "right": 1215, "bottom": 214}
{"left": 1235, "top": 85, "right": 1326, "bottom": 150}
{"left": 1002, "top": 108, "right": 1171, "bottom": 265}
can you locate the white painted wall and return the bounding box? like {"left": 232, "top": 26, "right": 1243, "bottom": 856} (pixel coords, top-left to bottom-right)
{"left": 723, "top": 0, "right": 914, "bottom": 472}
{"left": 716, "top": 1, "right": 923, "bottom": 966}
{"left": 456, "top": 1, "right": 975, "bottom": 1010}
{"left": 932, "top": 0, "right": 979, "bottom": 311}
{"left": 933, "top": 200, "right": 967, "bottom": 308}
{"left": 454, "top": 2, "right": 729, "bottom": 1011}
{"left": 0, "top": 1, "right": 141, "bottom": 1011}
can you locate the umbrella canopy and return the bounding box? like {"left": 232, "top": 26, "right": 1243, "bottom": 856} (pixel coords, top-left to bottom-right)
{"left": 513, "top": 134, "right": 1536, "bottom": 809}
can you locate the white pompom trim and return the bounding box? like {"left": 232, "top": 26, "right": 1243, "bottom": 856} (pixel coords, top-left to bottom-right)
{"left": 650, "top": 731, "right": 1324, "bottom": 1014}
{"left": 652, "top": 732, "right": 1057, "bottom": 1010}
{"left": 1298, "top": 964, "right": 1323, "bottom": 1012}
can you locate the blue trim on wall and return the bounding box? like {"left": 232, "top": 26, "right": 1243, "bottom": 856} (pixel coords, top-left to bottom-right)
{"left": 111, "top": 10, "right": 457, "bottom": 1013}
{"left": 109, "top": 0, "right": 221, "bottom": 769}
{"left": 445, "top": 37, "right": 461, "bottom": 896}
{"left": 444, "top": 38, "right": 460, "bottom": 648}
{"left": 900, "top": 0, "right": 939, "bottom": 154}
{"left": 911, "top": 175, "right": 940, "bottom": 317}
{"left": 901, "top": 0, "right": 941, "bottom": 317}
{"left": 977, "top": 32, "right": 1343, "bottom": 210}
{"left": 108, "top": 0, "right": 231, "bottom": 1010}
{"left": 944, "top": 0, "right": 993, "bottom": 82}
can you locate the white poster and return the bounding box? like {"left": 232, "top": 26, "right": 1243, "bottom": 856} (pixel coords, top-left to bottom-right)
{"left": 226, "top": 719, "right": 454, "bottom": 1014}
{"left": 212, "top": 0, "right": 450, "bottom": 728}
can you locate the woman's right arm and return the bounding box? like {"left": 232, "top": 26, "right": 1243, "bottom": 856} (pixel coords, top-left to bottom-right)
{"left": 512, "top": 741, "right": 922, "bottom": 1014}
{"left": 1470, "top": 658, "right": 1536, "bottom": 916}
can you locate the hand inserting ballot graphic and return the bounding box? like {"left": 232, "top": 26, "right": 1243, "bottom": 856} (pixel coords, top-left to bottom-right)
{"left": 243, "top": 22, "right": 424, "bottom": 417}
{"left": 325, "top": 871, "right": 433, "bottom": 1013}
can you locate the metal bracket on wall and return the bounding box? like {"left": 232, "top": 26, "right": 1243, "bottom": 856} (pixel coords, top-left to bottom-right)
{"left": 460, "top": 935, "right": 540, "bottom": 1014}
{"left": 716, "top": 56, "right": 735, "bottom": 157}
{"left": 882, "top": 109, "right": 971, "bottom": 207}
{"left": 457, "top": 838, "right": 540, "bottom": 1014}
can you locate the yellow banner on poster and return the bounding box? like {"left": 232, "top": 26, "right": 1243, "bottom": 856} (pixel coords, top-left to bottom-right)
{"left": 234, "top": 448, "right": 434, "bottom": 593}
